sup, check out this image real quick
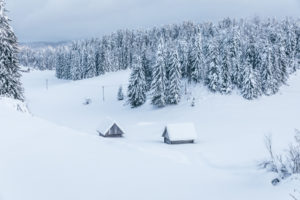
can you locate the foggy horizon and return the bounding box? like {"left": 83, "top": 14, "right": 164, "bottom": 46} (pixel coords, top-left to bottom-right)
{"left": 6, "top": 0, "right": 300, "bottom": 43}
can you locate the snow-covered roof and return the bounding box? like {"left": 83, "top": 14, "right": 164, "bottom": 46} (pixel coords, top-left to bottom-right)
{"left": 96, "top": 118, "right": 124, "bottom": 135}
{"left": 163, "top": 123, "right": 197, "bottom": 141}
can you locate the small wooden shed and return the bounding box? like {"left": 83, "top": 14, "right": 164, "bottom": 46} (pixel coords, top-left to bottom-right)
{"left": 162, "top": 123, "right": 197, "bottom": 144}
{"left": 97, "top": 118, "right": 125, "bottom": 137}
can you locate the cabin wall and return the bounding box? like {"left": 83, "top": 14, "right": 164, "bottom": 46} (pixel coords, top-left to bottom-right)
{"left": 164, "top": 137, "right": 171, "bottom": 144}
{"left": 106, "top": 124, "right": 123, "bottom": 137}
{"left": 171, "top": 140, "right": 194, "bottom": 144}
{"left": 164, "top": 137, "right": 194, "bottom": 144}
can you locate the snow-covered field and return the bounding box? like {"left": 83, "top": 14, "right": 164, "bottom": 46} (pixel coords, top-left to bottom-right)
{"left": 1, "top": 69, "right": 300, "bottom": 200}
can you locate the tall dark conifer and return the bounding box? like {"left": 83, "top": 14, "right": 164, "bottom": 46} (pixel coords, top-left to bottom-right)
{"left": 167, "top": 49, "right": 182, "bottom": 104}
{"left": 151, "top": 39, "right": 167, "bottom": 107}
{"left": 127, "top": 55, "right": 147, "bottom": 108}
{"left": 0, "top": 0, "right": 23, "bottom": 100}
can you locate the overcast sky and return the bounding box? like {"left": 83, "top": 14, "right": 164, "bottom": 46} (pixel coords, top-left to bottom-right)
{"left": 6, "top": 0, "right": 300, "bottom": 42}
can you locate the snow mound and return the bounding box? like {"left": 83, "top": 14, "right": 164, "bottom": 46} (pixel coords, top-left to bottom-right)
{"left": 0, "top": 97, "right": 30, "bottom": 114}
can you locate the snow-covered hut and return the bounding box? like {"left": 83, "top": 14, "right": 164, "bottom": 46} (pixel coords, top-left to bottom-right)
{"left": 162, "top": 123, "right": 197, "bottom": 144}
{"left": 97, "top": 118, "right": 125, "bottom": 137}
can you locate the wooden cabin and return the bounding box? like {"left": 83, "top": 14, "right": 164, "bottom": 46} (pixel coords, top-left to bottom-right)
{"left": 162, "top": 123, "right": 197, "bottom": 144}
{"left": 97, "top": 119, "right": 125, "bottom": 137}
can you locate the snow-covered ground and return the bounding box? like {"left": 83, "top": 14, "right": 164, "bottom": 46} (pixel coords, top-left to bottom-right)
{"left": 1, "top": 69, "right": 300, "bottom": 200}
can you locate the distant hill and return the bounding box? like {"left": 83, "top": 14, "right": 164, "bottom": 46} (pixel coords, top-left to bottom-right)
{"left": 19, "top": 41, "right": 70, "bottom": 49}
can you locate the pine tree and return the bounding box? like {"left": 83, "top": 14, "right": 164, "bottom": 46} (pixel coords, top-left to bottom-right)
{"left": 241, "top": 63, "right": 261, "bottom": 100}
{"left": 151, "top": 39, "right": 167, "bottom": 107}
{"left": 177, "top": 40, "right": 189, "bottom": 78}
{"left": 186, "top": 44, "right": 194, "bottom": 83}
{"left": 70, "top": 43, "right": 82, "bottom": 80}
{"left": 282, "top": 19, "right": 297, "bottom": 73}
{"left": 241, "top": 44, "right": 262, "bottom": 100}
{"left": 127, "top": 55, "right": 147, "bottom": 108}
{"left": 219, "top": 37, "right": 233, "bottom": 94}
{"left": 0, "top": 0, "right": 23, "bottom": 100}
{"left": 167, "top": 49, "right": 182, "bottom": 104}
{"left": 260, "top": 45, "right": 279, "bottom": 95}
{"left": 117, "top": 86, "right": 124, "bottom": 101}
{"left": 190, "top": 35, "right": 205, "bottom": 83}
{"left": 275, "top": 34, "right": 289, "bottom": 85}
{"left": 141, "top": 45, "right": 152, "bottom": 91}
{"left": 229, "top": 28, "right": 242, "bottom": 88}
{"left": 55, "top": 48, "right": 64, "bottom": 79}
{"left": 205, "top": 38, "right": 220, "bottom": 92}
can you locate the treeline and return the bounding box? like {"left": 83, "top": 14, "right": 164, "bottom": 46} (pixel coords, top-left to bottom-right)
{"left": 19, "top": 18, "right": 300, "bottom": 104}
{"left": 19, "top": 46, "right": 57, "bottom": 70}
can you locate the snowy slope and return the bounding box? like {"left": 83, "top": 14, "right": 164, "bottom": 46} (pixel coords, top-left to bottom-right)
{"left": 0, "top": 70, "right": 300, "bottom": 200}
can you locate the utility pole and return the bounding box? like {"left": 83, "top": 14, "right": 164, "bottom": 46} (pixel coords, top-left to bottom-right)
{"left": 46, "top": 79, "right": 48, "bottom": 90}
{"left": 102, "top": 86, "right": 105, "bottom": 102}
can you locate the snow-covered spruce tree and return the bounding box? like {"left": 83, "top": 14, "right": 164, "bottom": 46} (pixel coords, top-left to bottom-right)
{"left": 205, "top": 37, "right": 220, "bottom": 93}
{"left": 189, "top": 35, "right": 205, "bottom": 83}
{"left": 167, "top": 49, "right": 182, "bottom": 104}
{"left": 274, "top": 30, "right": 290, "bottom": 86}
{"left": 260, "top": 44, "right": 279, "bottom": 96}
{"left": 151, "top": 39, "right": 167, "bottom": 107}
{"left": 141, "top": 44, "right": 152, "bottom": 91}
{"left": 85, "top": 46, "right": 96, "bottom": 79}
{"left": 55, "top": 48, "right": 65, "bottom": 79}
{"left": 276, "top": 45, "right": 289, "bottom": 85}
{"left": 117, "top": 86, "right": 124, "bottom": 101}
{"left": 70, "top": 42, "right": 83, "bottom": 80}
{"left": 219, "top": 34, "right": 233, "bottom": 94}
{"left": 186, "top": 43, "right": 194, "bottom": 83}
{"left": 96, "top": 46, "right": 106, "bottom": 76}
{"left": 0, "top": 0, "right": 23, "bottom": 100}
{"left": 241, "top": 42, "right": 262, "bottom": 100}
{"left": 127, "top": 55, "right": 147, "bottom": 108}
{"left": 55, "top": 46, "right": 71, "bottom": 79}
{"left": 228, "top": 27, "right": 242, "bottom": 88}
{"left": 282, "top": 19, "right": 298, "bottom": 73}
{"left": 241, "top": 62, "right": 261, "bottom": 100}
{"left": 177, "top": 40, "right": 189, "bottom": 79}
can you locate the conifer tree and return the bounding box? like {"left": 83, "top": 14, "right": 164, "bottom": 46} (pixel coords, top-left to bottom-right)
{"left": 205, "top": 38, "right": 220, "bottom": 92}
{"left": 0, "top": 0, "right": 23, "bottom": 100}
{"left": 229, "top": 28, "right": 242, "bottom": 88}
{"left": 167, "top": 49, "right": 182, "bottom": 104}
{"left": 151, "top": 39, "right": 167, "bottom": 107}
{"left": 275, "top": 34, "right": 289, "bottom": 85}
{"left": 219, "top": 38, "right": 233, "bottom": 94}
{"left": 190, "top": 35, "right": 206, "bottom": 83}
{"left": 241, "top": 44, "right": 262, "bottom": 100}
{"left": 127, "top": 55, "right": 147, "bottom": 107}
{"left": 260, "top": 45, "right": 279, "bottom": 95}
{"left": 141, "top": 45, "right": 152, "bottom": 91}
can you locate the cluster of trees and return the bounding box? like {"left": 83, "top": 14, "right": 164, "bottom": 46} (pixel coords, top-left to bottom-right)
{"left": 0, "top": 0, "right": 23, "bottom": 101}
{"left": 19, "top": 46, "right": 57, "bottom": 70}
{"left": 19, "top": 18, "right": 300, "bottom": 106}
{"left": 126, "top": 18, "right": 300, "bottom": 107}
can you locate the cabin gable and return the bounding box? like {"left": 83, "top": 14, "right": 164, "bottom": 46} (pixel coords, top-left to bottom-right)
{"left": 105, "top": 123, "right": 124, "bottom": 137}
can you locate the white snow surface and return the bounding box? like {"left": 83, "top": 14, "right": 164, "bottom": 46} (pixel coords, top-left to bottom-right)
{"left": 1, "top": 69, "right": 300, "bottom": 200}
{"left": 164, "top": 123, "right": 197, "bottom": 141}
{"left": 0, "top": 96, "right": 29, "bottom": 114}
